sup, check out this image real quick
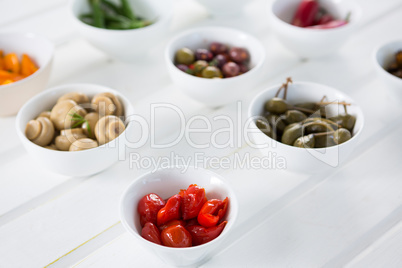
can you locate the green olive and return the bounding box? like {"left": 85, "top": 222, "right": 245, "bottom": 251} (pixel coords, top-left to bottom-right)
{"left": 201, "top": 66, "right": 223, "bottom": 78}
{"left": 264, "top": 113, "right": 287, "bottom": 134}
{"left": 314, "top": 134, "right": 336, "bottom": 148}
{"left": 175, "top": 48, "right": 195, "bottom": 65}
{"left": 285, "top": 110, "right": 307, "bottom": 124}
{"left": 333, "top": 128, "right": 352, "bottom": 144}
{"left": 303, "top": 120, "right": 334, "bottom": 134}
{"left": 193, "top": 60, "right": 208, "bottom": 75}
{"left": 293, "top": 134, "right": 315, "bottom": 148}
{"left": 256, "top": 119, "right": 272, "bottom": 138}
{"left": 329, "top": 114, "right": 356, "bottom": 132}
{"left": 264, "top": 97, "right": 288, "bottom": 114}
{"left": 281, "top": 123, "right": 303, "bottom": 145}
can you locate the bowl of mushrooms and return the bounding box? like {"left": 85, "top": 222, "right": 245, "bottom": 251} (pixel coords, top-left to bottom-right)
{"left": 16, "top": 83, "right": 134, "bottom": 177}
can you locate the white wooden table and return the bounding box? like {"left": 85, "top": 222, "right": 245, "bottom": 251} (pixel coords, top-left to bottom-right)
{"left": 1, "top": 0, "right": 402, "bottom": 267}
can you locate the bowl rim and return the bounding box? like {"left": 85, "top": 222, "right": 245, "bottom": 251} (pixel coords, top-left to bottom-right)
{"left": 165, "top": 25, "right": 266, "bottom": 83}
{"left": 269, "top": 0, "right": 362, "bottom": 33}
{"left": 119, "top": 165, "right": 239, "bottom": 251}
{"left": 0, "top": 32, "right": 54, "bottom": 91}
{"left": 372, "top": 39, "right": 402, "bottom": 84}
{"left": 15, "top": 83, "right": 134, "bottom": 154}
{"left": 248, "top": 81, "right": 365, "bottom": 151}
{"left": 69, "top": 0, "right": 174, "bottom": 34}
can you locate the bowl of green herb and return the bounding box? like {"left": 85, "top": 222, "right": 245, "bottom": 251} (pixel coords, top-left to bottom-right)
{"left": 70, "top": 0, "right": 174, "bottom": 61}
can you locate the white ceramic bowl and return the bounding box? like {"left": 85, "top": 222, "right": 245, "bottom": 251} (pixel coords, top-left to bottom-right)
{"left": 194, "top": 0, "right": 255, "bottom": 16}
{"left": 0, "top": 33, "right": 54, "bottom": 116}
{"left": 70, "top": 0, "right": 173, "bottom": 61}
{"left": 269, "top": 0, "right": 362, "bottom": 58}
{"left": 16, "top": 83, "right": 135, "bottom": 177}
{"left": 373, "top": 40, "right": 402, "bottom": 92}
{"left": 165, "top": 26, "right": 265, "bottom": 107}
{"left": 120, "top": 166, "right": 238, "bottom": 267}
{"left": 248, "top": 81, "right": 364, "bottom": 173}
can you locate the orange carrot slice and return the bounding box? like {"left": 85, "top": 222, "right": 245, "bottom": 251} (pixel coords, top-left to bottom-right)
{"left": 4, "top": 53, "right": 20, "bottom": 73}
{"left": 21, "top": 54, "right": 38, "bottom": 76}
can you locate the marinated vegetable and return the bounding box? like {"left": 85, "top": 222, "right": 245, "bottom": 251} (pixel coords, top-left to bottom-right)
{"left": 174, "top": 42, "right": 250, "bottom": 79}
{"left": 80, "top": 0, "right": 152, "bottom": 30}
{"left": 0, "top": 51, "right": 38, "bottom": 85}
{"left": 256, "top": 77, "right": 356, "bottom": 148}
{"left": 138, "top": 184, "right": 229, "bottom": 247}
{"left": 24, "top": 91, "right": 125, "bottom": 151}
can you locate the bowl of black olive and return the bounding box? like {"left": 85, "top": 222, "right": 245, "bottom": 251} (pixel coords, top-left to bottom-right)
{"left": 248, "top": 78, "right": 364, "bottom": 173}
{"left": 165, "top": 26, "right": 265, "bottom": 107}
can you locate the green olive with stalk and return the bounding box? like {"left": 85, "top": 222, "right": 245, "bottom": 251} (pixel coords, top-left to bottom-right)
{"left": 293, "top": 134, "right": 315, "bottom": 148}
{"left": 281, "top": 123, "right": 303, "bottom": 145}
{"left": 285, "top": 110, "right": 307, "bottom": 124}
{"left": 329, "top": 114, "right": 356, "bottom": 132}
{"left": 333, "top": 128, "right": 352, "bottom": 145}
{"left": 264, "top": 97, "right": 288, "bottom": 114}
{"left": 264, "top": 113, "right": 287, "bottom": 133}
{"left": 256, "top": 119, "right": 272, "bottom": 138}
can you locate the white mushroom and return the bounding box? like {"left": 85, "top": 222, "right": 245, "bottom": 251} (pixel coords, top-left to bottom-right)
{"left": 82, "top": 112, "right": 100, "bottom": 139}
{"left": 36, "top": 111, "right": 51, "bottom": 119}
{"left": 50, "top": 100, "right": 87, "bottom": 130}
{"left": 94, "top": 115, "right": 125, "bottom": 145}
{"left": 25, "top": 117, "right": 55, "bottom": 147}
{"left": 55, "top": 128, "right": 87, "bottom": 151}
{"left": 57, "top": 92, "right": 90, "bottom": 105}
{"left": 91, "top": 92, "right": 123, "bottom": 117}
{"left": 69, "top": 138, "right": 98, "bottom": 151}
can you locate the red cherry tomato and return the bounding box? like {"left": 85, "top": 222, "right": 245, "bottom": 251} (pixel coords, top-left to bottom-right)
{"left": 157, "top": 194, "right": 182, "bottom": 226}
{"left": 137, "top": 193, "right": 166, "bottom": 227}
{"left": 141, "top": 222, "right": 162, "bottom": 245}
{"left": 179, "top": 184, "right": 207, "bottom": 220}
{"left": 197, "top": 197, "right": 229, "bottom": 228}
{"left": 161, "top": 224, "right": 192, "bottom": 248}
{"left": 186, "top": 221, "right": 227, "bottom": 246}
{"left": 159, "top": 219, "right": 186, "bottom": 232}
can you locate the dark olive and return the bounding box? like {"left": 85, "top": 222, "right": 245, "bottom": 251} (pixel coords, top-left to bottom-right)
{"left": 210, "top": 54, "right": 228, "bottom": 68}
{"left": 210, "top": 42, "right": 228, "bottom": 55}
{"left": 201, "top": 66, "right": 223, "bottom": 79}
{"left": 176, "top": 64, "right": 191, "bottom": 74}
{"left": 333, "top": 128, "right": 352, "bottom": 144}
{"left": 281, "top": 123, "right": 303, "bottom": 145}
{"left": 285, "top": 110, "right": 307, "bottom": 124}
{"left": 222, "top": 62, "right": 240, "bottom": 78}
{"left": 193, "top": 60, "right": 208, "bottom": 75}
{"left": 238, "top": 63, "right": 249, "bottom": 74}
{"left": 229, "top": 47, "right": 249, "bottom": 63}
{"left": 264, "top": 97, "right": 288, "bottom": 114}
{"left": 256, "top": 119, "right": 272, "bottom": 138}
{"left": 329, "top": 114, "right": 356, "bottom": 132}
{"left": 175, "top": 48, "right": 195, "bottom": 65}
{"left": 195, "top": 48, "right": 213, "bottom": 61}
{"left": 293, "top": 134, "right": 315, "bottom": 148}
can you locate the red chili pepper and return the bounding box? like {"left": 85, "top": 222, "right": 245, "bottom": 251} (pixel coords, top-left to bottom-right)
{"left": 141, "top": 222, "right": 162, "bottom": 245}
{"left": 159, "top": 219, "right": 186, "bottom": 232}
{"left": 186, "top": 221, "right": 227, "bottom": 246}
{"left": 307, "top": 20, "right": 348, "bottom": 29}
{"left": 197, "top": 197, "right": 229, "bottom": 228}
{"left": 137, "top": 193, "right": 166, "bottom": 227}
{"left": 161, "top": 224, "right": 192, "bottom": 247}
{"left": 316, "top": 13, "right": 334, "bottom": 25}
{"left": 157, "top": 194, "right": 182, "bottom": 226}
{"left": 179, "top": 184, "right": 207, "bottom": 220}
{"left": 291, "top": 0, "right": 319, "bottom": 27}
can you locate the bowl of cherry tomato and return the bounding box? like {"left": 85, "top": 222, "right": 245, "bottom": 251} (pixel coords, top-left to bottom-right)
{"left": 0, "top": 33, "right": 54, "bottom": 116}
{"left": 120, "top": 166, "right": 238, "bottom": 267}
{"left": 165, "top": 26, "right": 265, "bottom": 107}
{"left": 269, "top": 0, "right": 362, "bottom": 58}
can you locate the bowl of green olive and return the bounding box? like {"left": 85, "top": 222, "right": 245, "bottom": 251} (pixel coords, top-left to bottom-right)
{"left": 165, "top": 26, "right": 265, "bottom": 107}
{"left": 248, "top": 78, "right": 364, "bottom": 173}
{"left": 16, "top": 83, "right": 135, "bottom": 177}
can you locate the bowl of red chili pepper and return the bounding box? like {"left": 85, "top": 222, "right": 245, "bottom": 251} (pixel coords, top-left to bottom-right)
{"left": 269, "top": 0, "right": 362, "bottom": 58}
{"left": 120, "top": 166, "right": 238, "bottom": 266}
{"left": 0, "top": 33, "right": 54, "bottom": 116}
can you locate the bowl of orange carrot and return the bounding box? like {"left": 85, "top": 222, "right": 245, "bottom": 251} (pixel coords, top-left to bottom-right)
{"left": 0, "top": 33, "right": 54, "bottom": 116}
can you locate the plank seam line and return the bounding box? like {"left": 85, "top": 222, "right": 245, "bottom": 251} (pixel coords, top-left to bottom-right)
{"left": 44, "top": 221, "right": 121, "bottom": 268}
